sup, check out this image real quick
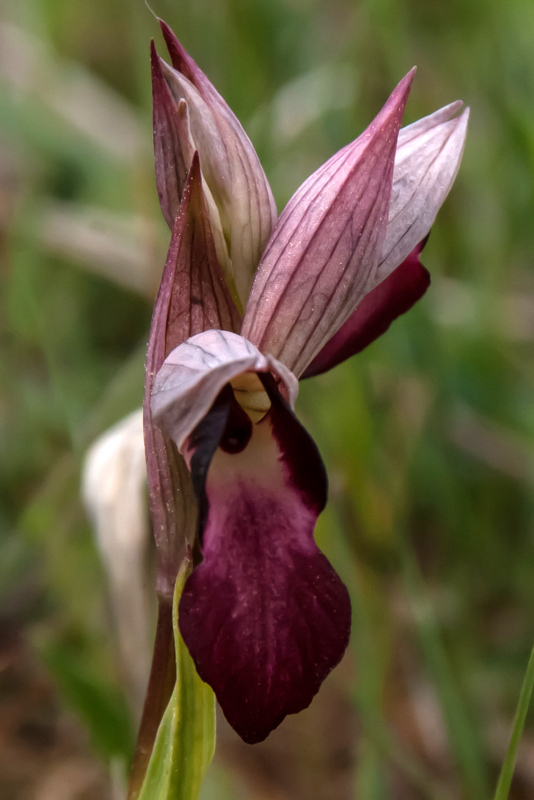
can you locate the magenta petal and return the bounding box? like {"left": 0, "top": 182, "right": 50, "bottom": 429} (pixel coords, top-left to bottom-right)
{"left": 302, "top": 238, "right": 430, "bottom": 378}
{"left": 179, "top": 379, "right": 351, "bottom": 743}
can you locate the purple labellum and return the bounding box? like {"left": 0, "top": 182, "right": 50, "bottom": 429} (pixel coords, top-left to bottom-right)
{"left": 178, "top": 377, "right": 351, "bottom": 743}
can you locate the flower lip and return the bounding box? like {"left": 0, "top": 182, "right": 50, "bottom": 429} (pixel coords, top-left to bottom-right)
{"left": 186, "top": 383, "right": 252, "bottom": 539}
{"left": 219, "top": 406, "right": 254, "bottom": 454}
{"left": 178, "top": 371, "right": 350, "bottom": 743}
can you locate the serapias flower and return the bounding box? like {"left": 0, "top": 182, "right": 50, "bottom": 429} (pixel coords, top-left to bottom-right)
{"left": 142, "top": 22, "right": 469, "bottom": 745}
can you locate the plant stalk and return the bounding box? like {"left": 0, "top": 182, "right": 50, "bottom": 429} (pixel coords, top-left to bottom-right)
{"left": 127, "top": 595, "right": 176, "bottom": 800}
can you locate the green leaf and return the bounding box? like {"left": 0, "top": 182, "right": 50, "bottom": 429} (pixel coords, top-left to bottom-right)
{"left": 138, "top": 554, "right": 216, "bottom": 800}
{"left": 493, "top": 644, "right": 534, "bottom": 800}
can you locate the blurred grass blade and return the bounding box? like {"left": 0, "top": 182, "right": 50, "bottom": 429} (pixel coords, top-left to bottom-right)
{"left": 41, "top": 641, "right": 135, "bottom": 763}
{"left": 136, "top": 553, "right": 216, "bottom": 800}
{"left": 398, "top": 530, "right": 489, "bottom": 800}
{"left": 494, "top": 644, "right": 534, "bottom": 800}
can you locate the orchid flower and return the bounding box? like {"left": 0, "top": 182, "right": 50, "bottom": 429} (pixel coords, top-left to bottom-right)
{"left": 104, "top": 20, "right": 470, "bottom": 749}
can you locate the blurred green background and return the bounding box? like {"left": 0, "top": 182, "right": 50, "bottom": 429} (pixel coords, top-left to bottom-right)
{"left": 1, "top": 0, "right": 534, "bottom": 798}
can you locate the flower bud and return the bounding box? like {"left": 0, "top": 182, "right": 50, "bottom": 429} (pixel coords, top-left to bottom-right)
{"left": 152, "top": 22, "right": 278, "bottom": 308}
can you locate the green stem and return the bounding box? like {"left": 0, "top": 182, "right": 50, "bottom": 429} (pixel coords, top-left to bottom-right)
{"left": 127, "top": 596, "right": 176, "bottom": 800}
{"left": 494, "top": 644, "right": 534, "bottom": 800}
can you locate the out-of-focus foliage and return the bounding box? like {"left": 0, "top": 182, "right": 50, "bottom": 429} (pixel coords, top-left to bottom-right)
{"left": 1, "top": 0, "right": 534, "bottom": 798}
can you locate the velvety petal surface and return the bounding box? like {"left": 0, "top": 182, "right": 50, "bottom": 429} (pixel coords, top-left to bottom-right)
{"left": 151, "top": 329, "right": 298, "bottom": 454}
{"left": 241, "top": 70, "right": 414, "bottom": 378}
{"left": 178, "top": 378, "right": 351, "bottom": 743}
{"left": 144, "top": 156, "right": 240, "bottom": 595}
{"left": 377, "top": 102, "right": 469, "bottom": 282}
{"left": 302, "top": 237, "right": 430, "bottom": 378}
{"left": 159, "top": 20, "right": 278, "bottom": 306}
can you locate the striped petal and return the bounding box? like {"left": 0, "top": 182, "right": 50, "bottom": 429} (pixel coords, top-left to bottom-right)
{"left": 378, "top": 101, "right": 469, "bottom": 282}
{"left": 241, "top": 70, "right": 415, "bottom": 377}
{"left": 302, "top": 237, "right": 430, "bottom": 377}
{"left": 157, "top": 21, "right": 278, "bottom": 306}
{"left": 144, "top": 157, "right": 240, "bottom": 595}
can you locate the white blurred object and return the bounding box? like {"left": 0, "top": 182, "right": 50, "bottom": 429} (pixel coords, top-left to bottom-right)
{"left": 82, "top": 410, "right": 152, "bottom": 718}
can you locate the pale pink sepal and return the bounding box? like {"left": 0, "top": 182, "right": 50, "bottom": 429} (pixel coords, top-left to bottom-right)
{"left": 143, "top": 156, "right": 240, "bottom": 596}
{"left": 159, "top": 21, "right": 278, "bottom": 306}
{"left": 151, "top": 40, "right": 195, "bottom": 231}
{"left": 151, "top": 330, "right": 299, "bottom": 453}
{"left": 378, "top": 102, "right": 469, "bottom": 282}
{"left": 151, "top": 41, "right": 232, "bottom": 290}
{"left": 241, "top": 69, "right": 415, "bottom": 378}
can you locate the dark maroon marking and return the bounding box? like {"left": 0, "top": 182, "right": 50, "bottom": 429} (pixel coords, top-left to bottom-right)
{"left": 302, "top": 237, "right": 430, "bottom": 378}
{"left": 179, "top": 381, "right": 351, "bottom": 743}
